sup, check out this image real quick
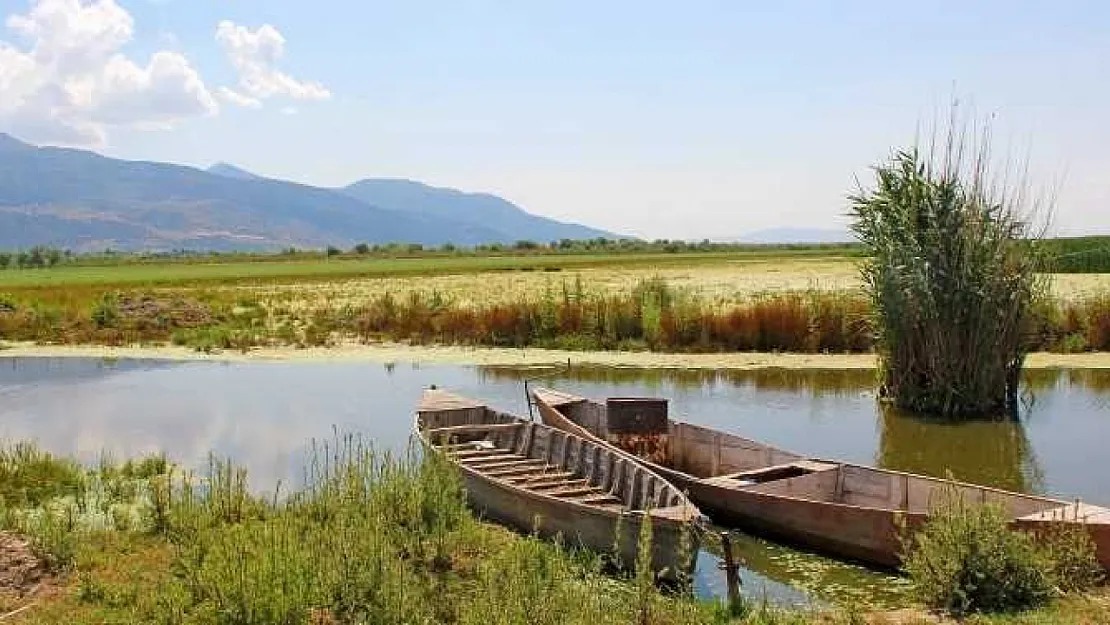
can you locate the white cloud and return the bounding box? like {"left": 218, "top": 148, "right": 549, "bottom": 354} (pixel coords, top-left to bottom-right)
{"left": 218, "top": 86, "right": 261, "bottom": 109}
{"left": 0, "top": 0, "right": 217, "bottom": 146}
{"left": 215, "top": 20, "right": 330, "bottom": 106}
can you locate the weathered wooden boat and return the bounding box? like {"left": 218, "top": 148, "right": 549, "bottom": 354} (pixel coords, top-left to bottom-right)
{"left": 533, "top": 387, "right": 1110, "bottom": 571}
{"left": 415, "top": 388, "right": 705, "bottom": 581}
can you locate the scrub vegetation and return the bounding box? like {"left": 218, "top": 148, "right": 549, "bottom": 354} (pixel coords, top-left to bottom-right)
{"left": 0, "top": 440, "right": 1104, "bottom": 624}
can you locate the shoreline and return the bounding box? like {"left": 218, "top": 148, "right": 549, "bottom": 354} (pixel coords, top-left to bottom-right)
{"left": 2, "top": 341, "right": 1109, "bottom": 370}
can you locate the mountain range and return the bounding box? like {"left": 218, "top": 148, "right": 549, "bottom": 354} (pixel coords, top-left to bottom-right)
{"left": 0, "top": 134, "right": 615, "bottom": 252}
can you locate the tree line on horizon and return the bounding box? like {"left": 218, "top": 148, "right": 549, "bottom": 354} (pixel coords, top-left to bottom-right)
{"left": 0, "top": 235, "right": 1107, "bottom": 272}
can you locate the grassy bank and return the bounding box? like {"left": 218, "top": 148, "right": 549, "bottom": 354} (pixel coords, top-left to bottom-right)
{"left": 0, "top": 440, "right": 1105, "bottom": 624}
{"left": 0, "top": 440, "right": 809, "bottom": 624}
{"left": 1, "top": 276, "right": 1109, "bottom": 355}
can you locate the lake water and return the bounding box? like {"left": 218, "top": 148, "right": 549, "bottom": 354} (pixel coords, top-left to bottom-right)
{"left": 1, "top": 357, "right": 1108, "bottom": 607}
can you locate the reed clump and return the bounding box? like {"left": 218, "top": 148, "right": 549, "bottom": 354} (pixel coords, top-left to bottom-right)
{"left": 850, "top": 116, "right": 1048, "bottom": 417}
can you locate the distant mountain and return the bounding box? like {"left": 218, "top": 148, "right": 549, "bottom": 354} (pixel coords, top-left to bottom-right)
{"left": 725, "top": 227, "right": 855, "bottom": 244}
{"left": 207, "top": 162, "right": 264, "bottom": 181}
{"left": 341, "top": 178, "right": 615, "bottom": 243}
{"left": 0, "top": 134, "right": 618, "bottom": 251}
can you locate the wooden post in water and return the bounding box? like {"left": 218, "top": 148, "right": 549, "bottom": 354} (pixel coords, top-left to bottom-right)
{"left": 719, "top": 531, "right": 742, "bottom": 610}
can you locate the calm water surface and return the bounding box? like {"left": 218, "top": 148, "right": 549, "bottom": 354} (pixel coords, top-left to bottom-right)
{"left": 1, "top": 357, "right": 1108, "bottom": 607}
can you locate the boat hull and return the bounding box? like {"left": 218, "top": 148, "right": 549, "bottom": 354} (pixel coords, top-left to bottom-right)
{"left": 452, "top": 458, "right": 696, "bottom": 578}
{"left": 533, "top": 387, "right": 1110, "bottom": 572}
{"left": 687, "top": 479, "right": 912, "bottom": 568}
{"left": 415, "top": 390, "right": 703, "bottom": 583}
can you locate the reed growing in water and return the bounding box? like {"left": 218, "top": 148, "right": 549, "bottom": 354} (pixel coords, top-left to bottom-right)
{"left": 850, "top": 116, "right": 1048, "bottom": 417}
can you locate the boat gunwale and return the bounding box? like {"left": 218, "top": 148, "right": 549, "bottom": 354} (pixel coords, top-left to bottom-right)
{"left": 532, "top": 387, "right": 1106, "bottom": 521}
{"left": 414, "top": 400, "right": 701, "bottom": 525}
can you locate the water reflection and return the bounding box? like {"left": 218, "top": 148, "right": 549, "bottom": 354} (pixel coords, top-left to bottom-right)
{"left": 480, "top": 365, "right": 876, "bottom": 396}
{"left": 482, "top": 364, "right": 1108, "bottom": 502}
{"left": 1, "top": 357, "right": 1108, "bottom": 609}
{"left": 877, "top": 406, "right": 1044, "bottom": 494}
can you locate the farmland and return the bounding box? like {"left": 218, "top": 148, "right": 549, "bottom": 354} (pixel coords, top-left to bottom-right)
{"left": 0, "top": 250, "right": 1108, "bottom": 358}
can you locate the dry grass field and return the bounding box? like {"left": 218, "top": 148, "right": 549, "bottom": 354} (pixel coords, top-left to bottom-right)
{"left": 246, "top": 257, "right": 1110, "bottom": 312}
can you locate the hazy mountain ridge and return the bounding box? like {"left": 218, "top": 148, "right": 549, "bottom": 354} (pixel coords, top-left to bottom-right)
{"left": 339, "top": 178, "right": 613, "bottom": 242}
{"left": 0, "top": 134, "right": 616, "bottom": 251}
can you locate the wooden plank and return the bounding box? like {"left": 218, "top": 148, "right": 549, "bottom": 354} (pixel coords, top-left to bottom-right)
{"left": 418, "top": 389, "right": 487, "bottom": 412}
{"left": 427, "top": 423, "right": 522, "bottom": 436}
{"left": 451, "top": 448, "right": 511, "bottom": 459}
{"left": 506, "top": 471, "right": 576, "bottom": 484}
{"left": 510, "top": 472, "right": 578, "bottom": 484}
{"left": 455, "top": 455, "right": 519, "bottom": 464}
{"left": 530, "top": 479, "right": 591, "bottom": 492}
{"left": 572, "top": 494, "right": 623, "bottom": 507}
{"left": 468, "top": 458, "right": 544, "bottom": 471}
{"left": 485, "top": 463, "right": 560, "bottom": 478}
{"left": 547, "top": 486, "right": 605, "bottom": 499}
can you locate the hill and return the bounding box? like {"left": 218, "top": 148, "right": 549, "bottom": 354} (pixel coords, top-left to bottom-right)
{"left": 206, "top": 162, "right": 265, "bottom": 181}
{"left": 340, "top": 178, "right": 615, "bottom": 243}
{"left": 0, "top": 134, "right": 616, "bottom": 251}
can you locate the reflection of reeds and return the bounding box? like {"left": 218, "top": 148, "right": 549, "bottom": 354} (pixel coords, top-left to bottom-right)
{"left": 877, "top": 405, "right": 1044, "bottom": 495}
{"left": 478, "top": 365, "right": 877, "bottom": 396}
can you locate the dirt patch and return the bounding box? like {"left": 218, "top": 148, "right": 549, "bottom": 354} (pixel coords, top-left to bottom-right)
{"left": 117, "top": 295, "right": 212, "bottom": 328}
{"left": 0, "top": 532, "right": 48, "bottom": 597}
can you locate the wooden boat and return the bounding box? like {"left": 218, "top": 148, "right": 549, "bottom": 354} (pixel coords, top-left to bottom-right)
{"left": 414, "top": 388, "right": 705, "bottom": 582}
{"left": 533, "top": 387, "right": 1110, "bottom": 571}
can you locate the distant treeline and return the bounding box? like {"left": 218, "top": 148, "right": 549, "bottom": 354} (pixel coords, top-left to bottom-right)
{"left": 1, "top": 236, "right": 1108, "bottom": 272}
{"left": 0, "top": 238, "right": 864, "bottom": 269}
{"left": 0, "top": 246, "right": 71, "bottom": 269}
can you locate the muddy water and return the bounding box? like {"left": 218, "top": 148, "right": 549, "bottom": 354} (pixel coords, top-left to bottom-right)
{"left": 1, "top": 357, "right": 1107, "bottom": 608}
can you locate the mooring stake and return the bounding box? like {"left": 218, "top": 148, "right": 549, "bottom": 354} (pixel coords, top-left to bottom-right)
{"left": 718, "top": 531, "right": 742, "bottom": 609}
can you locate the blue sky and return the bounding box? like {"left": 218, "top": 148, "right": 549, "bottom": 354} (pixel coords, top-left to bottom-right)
{"left": 1, "top": 1, "right": 1107, "bottom": 239}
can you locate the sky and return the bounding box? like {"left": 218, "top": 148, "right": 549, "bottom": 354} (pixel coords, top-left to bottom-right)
{"left": 0, "top": 0, "right": 1107, "bottom": 240}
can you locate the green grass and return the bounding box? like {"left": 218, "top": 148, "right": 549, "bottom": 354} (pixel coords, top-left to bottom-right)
{"left": 0, "top": 440, "right": 1104, "bottom": 624}
{"left": 0, "top": 250, "right": 857, "bottom": 289}
{"left": 1038, "top": 236, "right": 1110, "bottom": 273}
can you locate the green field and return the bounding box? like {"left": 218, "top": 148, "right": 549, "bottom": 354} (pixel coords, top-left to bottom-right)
{"left": 0, "top": 250, "right": 860, "bottom": 289}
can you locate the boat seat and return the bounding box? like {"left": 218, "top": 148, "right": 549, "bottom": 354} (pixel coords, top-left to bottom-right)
{"left": 706, "top": 460, "right": 839, "bottom": 486}
{"left": 466, "top": 458, "right": 544, "bottom": 471}
{"left": 572, "top": 495, "right": 624, "bottom": 508}
{"left": 506, "top": 471, "right": 576, "bottom": 484}
{"left": 451, "top": 448, "right": 513, "bottom": 459}
{"left": 486, "top": 464, "right": 562, "bottom": 478}
{"left": 457, "top": 452, "right": 523, "bottom": 465}
{"left": 529, "top": 479, "right": 591, "bottom": 492}
{"left": 546, "top": 485, "right": 607, "bottom": 499}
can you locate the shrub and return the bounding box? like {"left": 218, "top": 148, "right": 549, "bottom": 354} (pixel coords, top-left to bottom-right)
{"left": 1036, "top": 521, "right": 1104, "bottom": 593}
{"left": 902, "top": 485, "right": 1053, "bottom": 614}
{"left": 91, "top": 292, "right": 120, "bottom": 329}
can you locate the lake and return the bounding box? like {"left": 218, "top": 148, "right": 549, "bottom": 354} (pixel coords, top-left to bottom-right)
{"left": 2, "top": 357, "right": 1107, "bottom": 607}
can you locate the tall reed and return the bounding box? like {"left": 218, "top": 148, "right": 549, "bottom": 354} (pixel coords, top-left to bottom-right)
{"left": 850, "top": 112, "right": 1048, "bottom": 416}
